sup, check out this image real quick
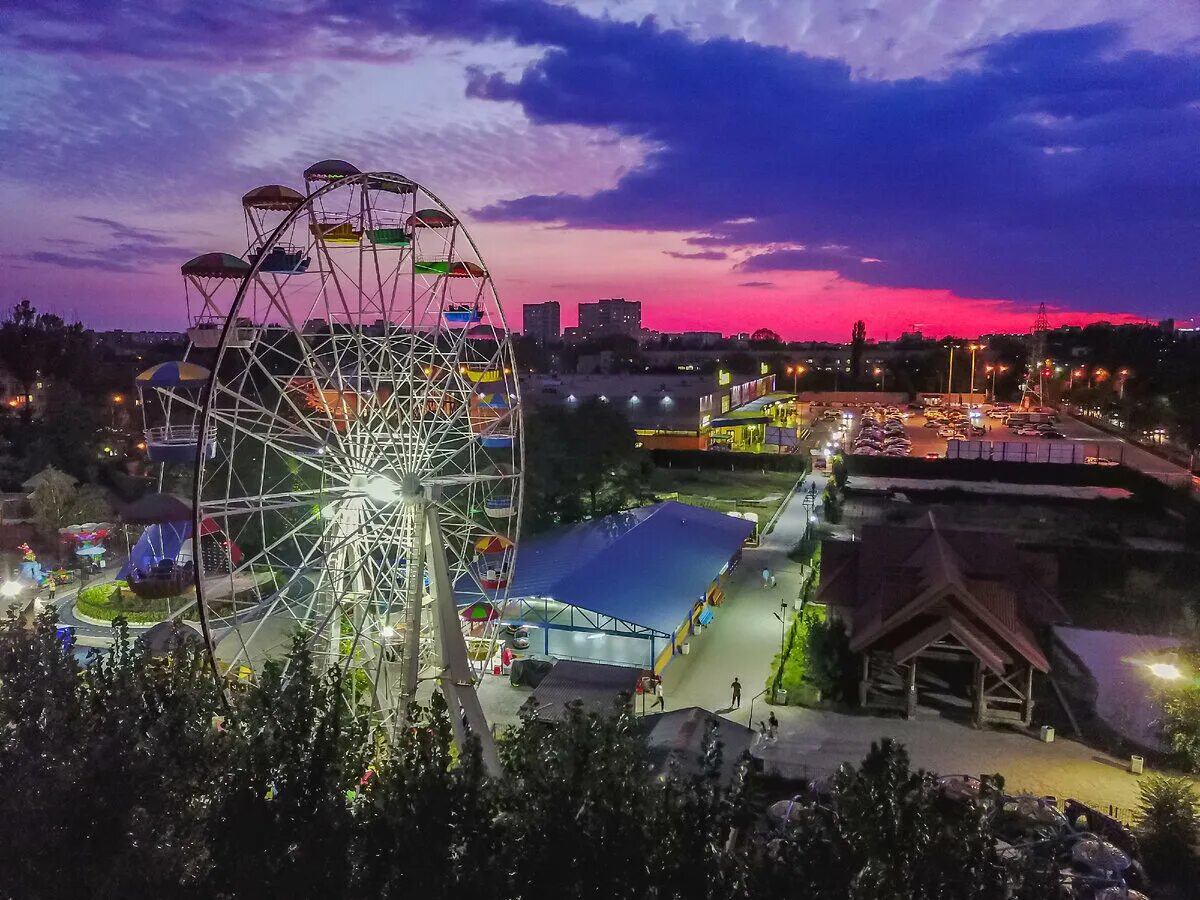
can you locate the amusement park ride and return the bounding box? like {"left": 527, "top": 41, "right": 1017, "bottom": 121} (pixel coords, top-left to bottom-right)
{"left": 131, "top": 161, "right": 521, "bottom": 770}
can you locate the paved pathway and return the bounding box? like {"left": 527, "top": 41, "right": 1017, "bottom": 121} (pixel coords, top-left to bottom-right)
{"left": 660, "top": 468, "right": 827, "bottom": 713}
{"left": 657, "top": 458, "right": 1175, "bottom": 811}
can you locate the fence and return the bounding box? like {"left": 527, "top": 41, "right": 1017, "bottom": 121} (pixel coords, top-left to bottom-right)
{"left": 650, "top": 448, "right": 810, "bottom": 472}
{"left": 945, "top": 439, "right": 1110, "bottom": 465}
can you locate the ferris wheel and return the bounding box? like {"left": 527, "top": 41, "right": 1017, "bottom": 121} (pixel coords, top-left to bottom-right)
{"left": 144, "top": 160, "right": 521, "bottom": 763}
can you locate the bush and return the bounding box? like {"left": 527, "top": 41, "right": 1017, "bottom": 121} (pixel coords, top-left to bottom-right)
{"left": 74, "top": 580, "right": 178, "bottom": 624}
{"left": 1136, "top": 775, "right": 1200, "bottom": 883}
{"left": 805, "top": 615, "right": 855, "bottom": 702}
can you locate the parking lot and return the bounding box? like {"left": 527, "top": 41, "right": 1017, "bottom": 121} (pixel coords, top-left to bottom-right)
{"left": 908, "top": 408, "right": 1125, "bottom": 460}
{"left": 841, "top": 404, "right": 1124, "bottom": 462}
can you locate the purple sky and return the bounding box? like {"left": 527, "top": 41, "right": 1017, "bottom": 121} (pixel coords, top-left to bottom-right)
{"left": 1, "top": 0, "right": 1197, "bottom": 340}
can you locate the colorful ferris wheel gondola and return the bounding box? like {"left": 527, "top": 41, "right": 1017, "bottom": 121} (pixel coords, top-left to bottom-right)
{"left": 135, "top": 361, "right": 216, "bottom": 463}
{"left": 443, "top": 304, "right": 484, "bottom": 327}
{"left": 181, "top": 253, "right": 254, "bottom": 348}
{"left": 242, "top": 185, "right": 310, "bottom": 275}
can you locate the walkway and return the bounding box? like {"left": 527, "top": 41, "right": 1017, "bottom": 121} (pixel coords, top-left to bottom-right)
{"left": 658, "top": 458, "right": 1169, "bottom": 811}
{"left": 660, "top": 468, "right": 827, "bottom": 713}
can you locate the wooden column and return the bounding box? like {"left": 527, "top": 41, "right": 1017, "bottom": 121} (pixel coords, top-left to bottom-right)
{"left": 905, "top": 659, "right": 918, "bottom": 718}
{"left": 1021, "top": 665, "right": 1035, "bottom": 726}
{"left": 973, "top": 661, "right": 985, "bottom": 727}
{"left": 858, "top": 654, "right": 870, "bottom": 708}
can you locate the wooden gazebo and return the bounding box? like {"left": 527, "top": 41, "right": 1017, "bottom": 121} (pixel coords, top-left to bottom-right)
{"left": 816, "top": 513, "right": 1066, "bottom": 726}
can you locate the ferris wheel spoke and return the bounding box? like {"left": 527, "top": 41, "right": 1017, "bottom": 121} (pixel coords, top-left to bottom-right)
{"left": 192, "top": 167, "right": 521, "bottom": 739}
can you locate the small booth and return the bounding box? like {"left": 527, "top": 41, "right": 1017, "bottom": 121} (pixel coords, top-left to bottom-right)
{"left": 136, "top": 361, "right": 216, "bottom": 464}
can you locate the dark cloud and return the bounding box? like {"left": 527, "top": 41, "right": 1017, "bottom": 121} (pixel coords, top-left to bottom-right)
{"left": 738, "top": 281, "right": 775, "bottom": 289}
{"left": 23, "top": 217, "right": 196, "bottom": 273}
{"left": 663, "top": 249, "right": 727, "bottom": 260}
{"left": 464, "top": 18, "right": 1200, "bottom": 313}
{"left": 3, "top": 0, "right": 1198, "bottom": 316}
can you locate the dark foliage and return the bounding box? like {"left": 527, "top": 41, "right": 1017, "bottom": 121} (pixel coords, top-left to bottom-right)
{"left": 1, "top": 611, "right": 1059, "bottom": 899}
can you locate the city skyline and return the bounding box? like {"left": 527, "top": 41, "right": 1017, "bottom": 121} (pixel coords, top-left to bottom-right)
{"left": 2, "top": 0, "right": 1197, "bottom": 340}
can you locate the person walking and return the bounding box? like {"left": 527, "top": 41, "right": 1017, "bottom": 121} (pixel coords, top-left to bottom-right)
{"left": 652, "top": 676, "right": 665, "bottom": 711}
{"left": 46, "top": 578, "right": 57, "bottom": 604}
{"left": 761, "top": 567, "right": 771, "bottom": 589}
{"left": 731, "top": 676, "right": 742, "bottom": 709}
{"left": 767, "top": 711, "right": 778, "bottom": 741}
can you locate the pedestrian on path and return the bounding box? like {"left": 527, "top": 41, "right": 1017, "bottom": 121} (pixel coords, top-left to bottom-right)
{"left": 770, "top": 574, "right": 777, "bottom": 589}
{"left": 652, "top": 676, "right": 665, "bottom": 711}
{"left": 46, "top": 578, "right": 56, "bottom": 603}
{"left": 731, "top": 677, "right": 742, "bottom": 709}
{"left": 768, "top": 711, "right": 778, "bottom": 741}
{"left": 761, "top": 567, "right": 771, "bottom": 589}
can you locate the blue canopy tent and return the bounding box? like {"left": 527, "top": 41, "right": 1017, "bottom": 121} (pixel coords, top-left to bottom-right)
{"left": 457, "top": 501, "right": 753, "bottom": 671}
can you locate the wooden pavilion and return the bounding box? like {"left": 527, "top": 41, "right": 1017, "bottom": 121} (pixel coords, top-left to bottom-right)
{"left": 816, "top": 513, "right": 1066, "bottom": 726}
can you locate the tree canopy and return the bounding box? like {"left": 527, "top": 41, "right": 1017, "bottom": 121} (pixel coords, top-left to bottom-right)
{"left": 521, "top": 398, "right": 649, "bottom": 531}
{"left": 0, "top": 611, "right": 1072, "bottom": 900}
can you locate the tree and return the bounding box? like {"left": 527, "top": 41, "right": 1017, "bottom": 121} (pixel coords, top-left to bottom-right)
{"left": 27, "top": 466, "right": 111, "bottom": 540}
{"left": 522, "top": 399, "right": 649, "bottom": 531}
{"left": 1136, "top": 775, "right": 1200, "bottom": 883}
{"left": 849, "top": 319, "right": 866, "bottom": 385}
{"left": 0, "top": 612, "right": 1066, "bottom": 900}
{"left": 0, "top": 301, "right": 96, "bottom": 424}
{"left": 748, "top": 740, "right": 1019, "bottom": 899}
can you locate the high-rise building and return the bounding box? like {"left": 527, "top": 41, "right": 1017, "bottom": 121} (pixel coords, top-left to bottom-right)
{"left": 577, "top": 298, "right": 642, "bottom": 340}
{"left": 522, "top": 301, "right": 561, "bottom": 345}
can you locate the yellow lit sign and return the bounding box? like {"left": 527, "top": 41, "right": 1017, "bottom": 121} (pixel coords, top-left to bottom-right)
{"left": 759, "top": 362, "right": 769, "bottom": 375}
{"left": 718, "top": 369, "right": 731, "bottom": 386}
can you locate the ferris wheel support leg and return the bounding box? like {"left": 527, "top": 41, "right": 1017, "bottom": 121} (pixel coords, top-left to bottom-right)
{"left": 424, "top": 504, "right": 501, "bottom": 777}
{"left": 397, "top": 507, "right": 428, "bottom": 725}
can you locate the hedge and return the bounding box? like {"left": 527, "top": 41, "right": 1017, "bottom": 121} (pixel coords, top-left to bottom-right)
{"left": 74, "top": 581, "right": 179, "bottom": 625}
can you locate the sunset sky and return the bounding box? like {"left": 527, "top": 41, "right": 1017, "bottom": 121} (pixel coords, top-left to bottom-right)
{"left": 1, "top": 0, "right": 1197, "bottom": 340}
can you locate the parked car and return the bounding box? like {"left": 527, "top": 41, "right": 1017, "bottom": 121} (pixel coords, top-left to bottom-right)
{"left": 923, "top": 452, "right": 940, "bottom": 460}
{"left": 1085, "top": 456, "right": 1119, "bottom": 467}
{"left": 1038, "top": 430, "right": 1067, "bottom": 439}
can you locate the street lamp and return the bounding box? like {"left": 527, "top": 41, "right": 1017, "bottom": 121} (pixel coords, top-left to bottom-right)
{"left": 967, "top": 343, "right": 983, "bottom": 399}
{"left": 946, "top": 345, "right": 958, "bottom": 396}
{"left": 1148, "top": 662, "right": 1183, "bottom": 681}
{"left": 1118, "top": 368, "right": 1131, "bottom": 400}
{"left": 785, "top": 364, "right": 806, "bottom": 394}
{"left": 1068, "top": 367, "right": 1084, "bottom": 391}
{"left": 872, "top": 366, "right": 886, "bottom": 391}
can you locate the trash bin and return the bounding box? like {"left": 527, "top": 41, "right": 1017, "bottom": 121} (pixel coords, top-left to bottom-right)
{"left": 1039, "top": 725, "right": 1055, "bottom": 743}
{"left": 1130, "top": 755, "right": 1144, "bottom": 775}
{"left": 681, "top": 642, "right": 690, "bottom": 655}
{"left": 774, "top": 687, "right": 787, "bottom": 705}
{"left": 694, "top": 624, "right": 703, "bottom": 635}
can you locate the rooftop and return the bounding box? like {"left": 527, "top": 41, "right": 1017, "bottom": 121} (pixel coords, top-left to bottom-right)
{"left": 461, "top": 501, "right": 754, "bottom": 635}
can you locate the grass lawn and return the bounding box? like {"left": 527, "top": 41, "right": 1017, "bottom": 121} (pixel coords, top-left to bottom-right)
{"left": 649, "top": 466, "right": 802, "bottom": 525}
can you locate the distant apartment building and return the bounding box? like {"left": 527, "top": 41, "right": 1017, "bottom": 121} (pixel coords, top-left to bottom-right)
{"left": 522, "top": 301, "right": 561, "bottom": 345}
{"left": 577, "top": 298, "right": 642, "bottom": 340}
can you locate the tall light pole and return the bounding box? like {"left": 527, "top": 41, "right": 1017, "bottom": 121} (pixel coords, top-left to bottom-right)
{"left": 946, "top": 345, "right": 957, "bottom": 396}
{"left": 785, "top": 364, "right": 805, "bottom": 394}
{"left": 872, "top": 366, "right": 886, "bottom": 391}
{"left": 1069, "top": 367, "right": 1084, "bottom": 391}
{"left": 1118, "top": 368, "right": 1131, "bottom": 400}
{"left": 967, "top": 343, "right": 983, "bottom": 400}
